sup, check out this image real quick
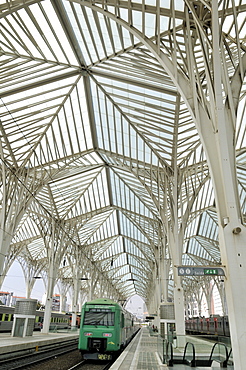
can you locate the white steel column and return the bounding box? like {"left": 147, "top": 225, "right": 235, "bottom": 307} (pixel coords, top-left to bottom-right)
{"left": 196, "top": 81, "right": 246, "bottom": 370}
{"left": 191, "top": 2, "right": 246, "bottom": 366}
{"left": 168, "top": 230, "right": 185, "bottom": 344}
{"left": 42, "top": 263, "right": 56, "bottom": 334}
{"left": 71, "top": 277, "right": 80, "bottom": 328}
{"left": 167, "top": 156, "right": 186, "bottom": 344}
{"left": 41, "top": 219, "right": 60, "bottom": 334}
{"left": 57, "top": 279, "right": 70, "bottom": 313}
{"left": 160, "top": 237, "right": 171, "bottom": 303}
{"left": 219, "top": 225, "right": 246, "bottom": 369}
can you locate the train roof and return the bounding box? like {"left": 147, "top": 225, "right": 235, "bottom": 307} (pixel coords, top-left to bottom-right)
{"left": 83, "top": 298, "right": 120, "bottom": 307}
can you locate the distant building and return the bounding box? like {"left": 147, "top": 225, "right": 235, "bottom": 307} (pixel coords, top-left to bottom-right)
{"left": 41, "top": 293, "right": 68, "bottom": 312}
{"left": 0, "top": 291, "right": 13, "bottom": 305}
{"left": 52, "top": 294, "right": 60, "bottom": 311}
{"left": 0, "top": 291, "right": 25, "bottom": 306}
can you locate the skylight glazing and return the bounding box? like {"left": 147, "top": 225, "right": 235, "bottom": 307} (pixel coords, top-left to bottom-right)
{"left": 0, "top": 0, "right": 245, "bottom": 304}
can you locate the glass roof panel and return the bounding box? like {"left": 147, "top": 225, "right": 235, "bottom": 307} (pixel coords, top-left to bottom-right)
{"left": 0, "top": 0, "right": 245, "bottom": 304}
{"left": 1, "top": 2, "right": 78, "bottom": 65}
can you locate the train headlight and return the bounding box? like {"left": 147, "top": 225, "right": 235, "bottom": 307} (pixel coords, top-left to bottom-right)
{"left": 103, "top": 333, "right": 112, "bottom": 337}
{"left": 84, "top": 332, "right": 93, "bottom": 336}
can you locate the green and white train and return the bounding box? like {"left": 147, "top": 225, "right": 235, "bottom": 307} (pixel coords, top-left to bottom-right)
{"left": 78, "top": 298, "right": 140, "bottom": 360}
{"left": 0, "top": 305, "right": 71, "bottom": 332}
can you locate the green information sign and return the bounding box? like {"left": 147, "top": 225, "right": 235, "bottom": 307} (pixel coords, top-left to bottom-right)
{"left": 204, "top": 268, "right": 218, "bottom": 275}
{"left": 177, "top": 266, "right": 225, "bottom": 276}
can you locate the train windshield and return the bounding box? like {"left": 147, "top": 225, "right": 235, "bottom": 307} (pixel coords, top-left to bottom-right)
{"left": 83, "top": 308, "right": 115, "bottom": 326}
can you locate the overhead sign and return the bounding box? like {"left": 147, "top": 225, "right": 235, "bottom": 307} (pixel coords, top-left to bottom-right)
{"left": 177, "top": 266, "right": 225, "bottom": 276}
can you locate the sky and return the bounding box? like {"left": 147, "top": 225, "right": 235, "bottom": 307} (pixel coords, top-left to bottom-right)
{"left": 1, "top": 261, "right": 45, "bottom": 300}
{"left": 125, "top": 295, "right": 147, "bottom": 318}
{"left": 1, "top": 261, "right": 147, "bottom": 317}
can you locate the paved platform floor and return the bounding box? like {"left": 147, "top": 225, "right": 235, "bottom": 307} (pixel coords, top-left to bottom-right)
{"left": 109, "top": 328, "right": 163, "bottom": 370}
{"left": 109, "top": 328, "right": 234, "bottom": 370}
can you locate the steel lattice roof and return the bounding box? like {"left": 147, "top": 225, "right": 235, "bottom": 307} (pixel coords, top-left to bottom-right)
{"left": 0, "top": 0, "right": 245, "bottom": 304}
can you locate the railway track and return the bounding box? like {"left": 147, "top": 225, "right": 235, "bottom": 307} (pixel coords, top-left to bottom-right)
{"left": 0, "top": 344, "right": 114, "bottom": 370}
{"left": 0, "top": 340, "right": 79, "bottom": 370}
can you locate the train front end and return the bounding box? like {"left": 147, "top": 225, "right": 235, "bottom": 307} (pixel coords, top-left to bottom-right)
{"left": 78, "top": 298, "right": 121, "bottom": 360}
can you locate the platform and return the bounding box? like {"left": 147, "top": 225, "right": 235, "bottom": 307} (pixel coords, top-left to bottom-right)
{"left": 0, "top": 330, "right": 79, "bottom": 359}
{"left": 109, "top": 328, "right": 234, "bottom": 370}
{"left": 0, "top": 328, "right": 234, "bottom": 369}
{"left": 109, "top": 327, "right": 162, "bottom": 370}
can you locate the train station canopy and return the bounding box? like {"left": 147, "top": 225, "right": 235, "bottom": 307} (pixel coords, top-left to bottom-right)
{"left": 0, "top": 0, "right": 245, "bottom": 305}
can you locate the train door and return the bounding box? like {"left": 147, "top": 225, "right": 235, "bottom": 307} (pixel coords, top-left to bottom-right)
{"left": 121, "top": 313, "right": 126, "bottom": 344}
{"left": 200, "top": 318, "right": 204, "bottom": 333}
{"left": 223, "top": 316, "right": 230, "bottom": 337}
{"left": 214, "top": 317, "right": 218, "bottom": 335}
{"left": 205, "top": 318, "right": 210, "bottom": 333}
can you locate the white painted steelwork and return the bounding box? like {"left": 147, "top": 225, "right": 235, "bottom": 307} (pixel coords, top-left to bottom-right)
{"left": 0, "top": 1, "right": 245, "bottom": 366}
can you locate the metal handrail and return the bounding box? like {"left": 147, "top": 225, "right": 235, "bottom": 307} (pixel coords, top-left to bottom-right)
{"left": 166, "top": 340, "right": 173, "bottom": 366}
{"left": 227, "top": 347, "right": 233, "bottom": 365}
{"left": 209, "top": 342, "right": 229, "bottom": 367}
{"left": 183, "top": 342, "right": 196, "bottom": 367}
{"left": 162, "top": 339, "right": 173, "bottom": 366}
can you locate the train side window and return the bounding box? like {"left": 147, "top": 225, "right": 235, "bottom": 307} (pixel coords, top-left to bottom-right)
{"left": 4, "top": 314, "right": 9, "bottom": 321}
{"left": 0, "top": 313, "right": 3, "bottom": 321}
{"left": 121, "top": 314, "right": 125, "bottom": 328}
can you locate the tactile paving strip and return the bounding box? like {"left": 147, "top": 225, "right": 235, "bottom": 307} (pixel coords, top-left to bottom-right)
{"left": 136, "top": 332, "right": 160, "bottom": 369}
{"left": 137, "top": 352, "right": 160, "bottom": 369}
